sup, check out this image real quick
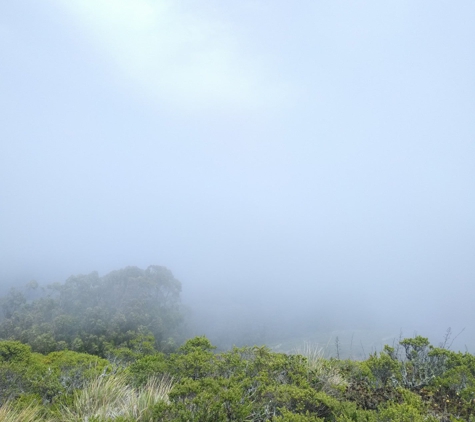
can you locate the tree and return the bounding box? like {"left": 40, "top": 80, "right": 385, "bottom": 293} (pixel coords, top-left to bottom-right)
{"left": 0, "top": 266, "right": 184, "bottom": 356}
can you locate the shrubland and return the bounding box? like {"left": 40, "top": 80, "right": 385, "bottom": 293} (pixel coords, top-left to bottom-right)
{"left": 0, "top": 266, "right": 473, "bottom": 421}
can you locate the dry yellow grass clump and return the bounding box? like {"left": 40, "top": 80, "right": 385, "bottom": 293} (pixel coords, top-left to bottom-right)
{"left": 0, "top": 402, "right": 52, "bottom": 422}
{"left": 295, "top": 342, "right": 348, "bottom": 395}
{"left": 61, "top": 372, "right": 173, "bottom": 422}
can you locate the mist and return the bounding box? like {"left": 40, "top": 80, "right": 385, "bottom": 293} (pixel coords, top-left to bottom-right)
{"left": 1, "top": 1, "right": 474, "bottom": 354}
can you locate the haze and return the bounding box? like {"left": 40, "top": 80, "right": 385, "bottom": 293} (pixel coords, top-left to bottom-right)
{"left": 1, "top": 1, "right": 474, "bottom": 353}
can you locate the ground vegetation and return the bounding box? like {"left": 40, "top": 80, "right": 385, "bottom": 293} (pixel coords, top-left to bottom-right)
{"left": 0, "top": 267, "right": 473, "bottom": 421}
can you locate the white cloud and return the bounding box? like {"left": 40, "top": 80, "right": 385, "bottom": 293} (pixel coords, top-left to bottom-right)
{"left": 53, "top": 0, "right": 291, "bottom": 112}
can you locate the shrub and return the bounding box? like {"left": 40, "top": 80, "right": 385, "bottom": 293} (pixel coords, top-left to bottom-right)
{"left": 377, "top": 401, "right": 438, "bottom": 422}
{"left": 127, "top": 353, "right": 168, "bottom": 386}
{"left": 0, "top": 341, "right": 32, "bottom": 364}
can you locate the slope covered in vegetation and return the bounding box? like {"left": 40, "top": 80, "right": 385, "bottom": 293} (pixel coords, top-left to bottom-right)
{"left": 0, "top": 335, "right": 474, "bottom": 421}
{"left": 0, "top": 267, "right": 473, "bottom": 421}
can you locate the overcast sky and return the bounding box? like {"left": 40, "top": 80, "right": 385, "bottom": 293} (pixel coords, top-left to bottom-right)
{"left": 1, "top": 1, "right": 474, "bottom": 349}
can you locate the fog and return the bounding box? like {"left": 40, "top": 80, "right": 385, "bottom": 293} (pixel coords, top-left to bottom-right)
{"left": 1, "top": 1, "right": 474, "bottom": 354}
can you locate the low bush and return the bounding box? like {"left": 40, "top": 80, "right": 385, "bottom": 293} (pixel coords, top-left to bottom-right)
{"left": 1, "top": 328, "right": 475, "bottom": 420}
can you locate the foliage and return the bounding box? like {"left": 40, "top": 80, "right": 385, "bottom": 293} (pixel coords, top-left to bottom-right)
{"left": 0, "top": 340, "right": 111, "bottom": 407}
{"left": 0, "top": 341, "right": 32, "bottom": 364}
{"left": 0, "top": 334, "right": 473, "bottom": 421}
{"left": 1, "top": 266, "right": 475, "bottom": 420}
{"left": 295, "top": 344, "right": 348, "bottom": 396}
{"left": 0, "top": 266, "right": 184, "bottom": 356}
{"left": 345, "top": 336, "right": 475, "bottom": 420}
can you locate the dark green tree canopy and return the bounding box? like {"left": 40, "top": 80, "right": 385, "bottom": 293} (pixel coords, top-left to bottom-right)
{"left": 0, "top": 266, "right": 183, "bottom": 356}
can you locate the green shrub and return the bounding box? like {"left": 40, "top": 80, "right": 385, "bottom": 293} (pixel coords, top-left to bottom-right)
{"left": 127, "top": 353, "right": 168, "bottom": 386}
{"left": 273, "top": 408, "right": 324, "bottom": 421}
{"left": 168, "top": 336, "right": 216, "bottom": 380}
{"left": 366, "top": 347, "right": 401, "bottom": 388}
{"left": 0, "top": 341, "right": 32, "bottom": 364}
{"left": 41, "top": 350, "right": 110, "bottom": 393}
{"left": 377, "top": 401, "right": 438, "bottom": 422}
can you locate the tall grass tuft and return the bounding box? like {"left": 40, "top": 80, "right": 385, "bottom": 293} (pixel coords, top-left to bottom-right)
{"left": 295, "top": 342, "right": 327, "bottom": 372}
{"left": 61, "top": 372, "right": 173, "bottom": 421}
{"left": 294, "top": 342, "right": 348, "bottom": 395}
{"left": 0, "top": 402, "right": 51, "bottom": 422}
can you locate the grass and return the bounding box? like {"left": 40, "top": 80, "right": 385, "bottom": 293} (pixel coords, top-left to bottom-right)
{"left": 0, "top": 402, "right": 52, "bottom": 422}
{"left": 294, "top": 342, "right": 348, "bottom": 395}
{"left": 60, "top": 372, "right": 173, "bottom": 422}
